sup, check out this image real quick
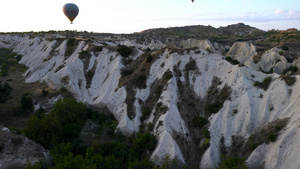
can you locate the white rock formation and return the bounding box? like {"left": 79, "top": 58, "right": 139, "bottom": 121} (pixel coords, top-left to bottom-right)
{"left": 226, "top": 41, "right": 257, "bottom": 64}
{"left": 1, "top": 34, "right": 300, "bottom": 169}
{"left": 257, "top": 49, "right": 290, "bottom": 74}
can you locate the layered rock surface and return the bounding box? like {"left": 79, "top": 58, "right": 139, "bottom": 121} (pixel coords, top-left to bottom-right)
{"left": 1, "top": 33, "right": 300, "bottom": 169}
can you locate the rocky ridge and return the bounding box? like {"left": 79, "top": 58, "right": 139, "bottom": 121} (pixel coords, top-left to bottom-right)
{"left": 1, "top": 24, "right": 300, "bottom": 168}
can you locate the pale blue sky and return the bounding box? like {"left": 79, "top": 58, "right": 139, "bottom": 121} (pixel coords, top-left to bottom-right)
{"left": 1, "top": 0, "right": 300, "bottom": 33}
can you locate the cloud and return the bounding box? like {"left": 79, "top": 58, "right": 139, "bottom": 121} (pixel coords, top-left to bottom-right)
{"left": 274, "top": 9, "right": 300, "bottom": 19}
{"left": 186, "top": 9, "right": 300, "bottom": 23}
{"left": 274, "top": 9, "right": 284, "bottom": 15}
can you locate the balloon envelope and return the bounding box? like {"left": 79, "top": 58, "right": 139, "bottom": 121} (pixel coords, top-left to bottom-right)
{"left": 63, "top": 3, "right": 79, "bottom": 24}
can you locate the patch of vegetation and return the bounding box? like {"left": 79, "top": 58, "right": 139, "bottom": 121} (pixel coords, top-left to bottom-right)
{"left": 282, "top": 45, "right": 289, "bottom": 51}
{"left": 65, "top": 38, "right": 78, "bottom": 57}
{"left": 55, "top": 64, "right": 65, "bottom": 72}
{"left": 25, "top": 100, "right": 158, "bottom": 169}
{"left": 268, "top": 133, "right": 277, "bottom": 142}
{"left": 0, "top": 83, "right": 13, "bottom": 103}
{"left": 146, "top": 54, "right": 153, "bottom": 62}
{"left": 133, "top": 75, "right": 147, "bottom": 89}
{"left": 206, "top": 102, "right": 223, "bottom": 114}
{"left": 192, "top": 114, "right": 208, "bottom": 128}
{"left": 164, "top": 70, "right": 173, "bottom": 80}
{"left": 184, "top": 59, "right": 197, "bottom": 71}
{"left": 78, "top": 50, "right": 91, "bottom": 59}
{"left": 260, "top": 68, "right": 273, "bottom": 74}
{"left": 278, "top": 51, "right": 284, "bottom": 55}
{"left": 92, "top": 46, "right": 103, "bottom": 53}
{"left": 235, "top": 118, "right": 290, "bottom": 159}
{"left": 141, "top": 106, "right": 152, "bottom": 121}
{"left": 283, "top": 65, "right": 298, "bottom": 74}
{"left": 281, "top": 75, "right": 297, "bottom": 86}
{"left": 198, "top": 128, "right": 211, "bottom": 155}
{"left": 254, "top": 76, "right": 272, "bottom": 90}
{"left": 41, "top": 88, "right": 49, "bottom": 97}
{"left": 24, "top": 97, "right": 88, "bottom": 149}
{"left": 120, "top": 68, "right": 134, "bottom": 77}
{"left": 117, "top": 45, "right": 133, "bottom": 58}
{"left": 206, "top": 47, "right": 212, "bottom": 53}
{"left": 20, "top": 93, "right": 34, "bottom": 114}
{"left": 219, "top": 156, "right": 249, "bottom": 169}
{"left": 86, "top": 70, "right": 94, "bottom": 80}
{"left": 256, "top": 48, "right": 264, "bottom": 52}
{"left": 225, "top": 56, "right": 239, "bottom": 65}
{"left": 131, "top": 132, "right": 157, "bottom": 155}
{"left": 0, "top": 48, "right": 26, "bottom": 76}
{"left": 205, "top": 77, "right": 231, "bottom": 115}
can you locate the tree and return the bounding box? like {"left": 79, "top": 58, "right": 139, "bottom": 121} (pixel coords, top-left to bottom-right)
{"left": 21, "top": 94, "right": 34, "bottom": 114}
{"left": 0, "top": 83, "right": 12, "bottom": 103}
{"left": 24, "top": 98, "right": 88, "bottom": 148}
{"left": 117, "top": 45, "right": 133, "bottom": 58}
{"left": 219, "top": 156, "right": 249, "bottom": 169}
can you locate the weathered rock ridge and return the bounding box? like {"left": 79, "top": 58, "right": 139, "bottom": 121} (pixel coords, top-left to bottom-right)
{"left": 1, "top": 32, "right": 300, "bottom": 168}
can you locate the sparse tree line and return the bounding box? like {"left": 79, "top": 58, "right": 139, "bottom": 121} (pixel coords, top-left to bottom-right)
{"left": 0, "top": 48, "right": 27, "bottom": 76}
{"left": 22, "top": 97, "right": 161, "bottom": 169}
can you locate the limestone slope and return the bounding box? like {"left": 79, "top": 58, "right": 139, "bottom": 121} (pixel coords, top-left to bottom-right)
{"left": 1, "top": 34, "right": 300, "bottom": 169}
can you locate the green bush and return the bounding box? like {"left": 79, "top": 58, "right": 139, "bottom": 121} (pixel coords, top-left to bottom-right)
{"left": 131, "top": 132, "right": 157, "bottom": 155}
{"left": 207, "top": 102, "right": 223, "bottom": 114}
{"left": 128, "top": 159, "right": 155, "bottom": 169}
{"left": 121, "top": 68, "right": 134, "bottom": 77}
{"left": 141, "top": 107, "right": 151, "bottom": 121}
{"left": 93, "top": 46, "right": 103, "bottom": 53}
{"left": 254, "top": 76, "right": 272, "bottom": 90}
{"left": 225, "top": 57, "right": 239, "bottom": 65}
{"left": 55, "top": 65, "right": 65, "bottom": 72}
{"left": 49, "top": 144, "right": 123, "bottom": 169}
{"left": 192, "top": 114, "right": 208, "bottom": 128}
{"left": 65, "top": 38, "right": 78, "bottom": 56}
{"left": 268, "top": 133, "right": 277, "bottom": 142}
{"left": 86, "top": 70, "right": 94, "bottom": 79}
{"left": 20, "top": 94, "right": 34, "bottom": 114}
{"left": 282, "top": 45, "right": 289, "bottom": 51}
{"left": 164, "top": 70, "right": 173, "bottom": 80}
{"left": 41, "top": 88, "right": 49, "bottom": 97}
{"left": 184, "top": 59, "right": 197, "bottom": 71}
{"left": 146, "top": 54, "right": 153, "bottom": 62}
{"left": 284, "top": 65, "right": 298, "bottom": 74}
{"left": 202, "top": 128, "right": 210, "bottom": 139}
{"left": 67, "top": 38, "right": 77, "bottom": 47}
{"left": 78, "top": 50, "right": 89, "bottom": 55}
{"left": 256, "top": 48, "right": 264, "bottom": 52}
{"left": 281, "top": 75, "right": 297, "bottom": 86}
{"left": 0, "top": 83, "right": 13, "bottom": 103}
{"left": 219, "top": 156, "right": 249, "bottom": 169}
{"left": 117, "top": 45, "right": 133, "bottom": 58}
{"left": 133, "top": 75, "right": 147, "bottom": 89}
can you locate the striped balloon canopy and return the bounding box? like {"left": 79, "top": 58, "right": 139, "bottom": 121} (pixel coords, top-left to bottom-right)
{"left": 63, "top": 3, "right": 79, "bottom": 24}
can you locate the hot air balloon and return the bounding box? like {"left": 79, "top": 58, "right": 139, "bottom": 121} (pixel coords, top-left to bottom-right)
{"left": 191, "top": 0, "right": 194, "bottom": 2}
{"left": 63, "top": 3, "right": 79, "bottom": 24}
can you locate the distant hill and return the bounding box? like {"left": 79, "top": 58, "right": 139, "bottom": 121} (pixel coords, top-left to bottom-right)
{"left": 136, "top": 23, "right": 264, "bottom": 39}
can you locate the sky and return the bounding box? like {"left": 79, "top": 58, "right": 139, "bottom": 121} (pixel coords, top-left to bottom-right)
{"left": 1, "top": 0, "right": 300, "bottom": 34}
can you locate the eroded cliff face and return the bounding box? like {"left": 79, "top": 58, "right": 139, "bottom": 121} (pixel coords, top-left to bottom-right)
{"left": 1, "top": 33, "right": 300, "bottom": 169}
